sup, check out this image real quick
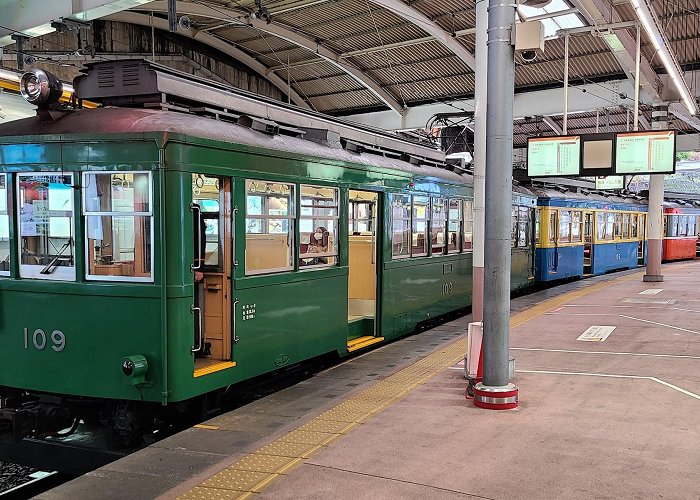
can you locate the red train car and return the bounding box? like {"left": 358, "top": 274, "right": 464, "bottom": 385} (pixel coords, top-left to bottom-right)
{"left": 663, "top": 204, "right": 700, "bottom": 261}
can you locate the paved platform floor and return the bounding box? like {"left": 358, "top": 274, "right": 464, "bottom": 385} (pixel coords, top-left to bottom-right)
{"left": 41, "top": 262, "right": 700, "bottom": 499}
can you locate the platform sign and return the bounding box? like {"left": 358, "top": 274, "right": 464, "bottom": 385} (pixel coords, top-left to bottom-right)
{"left": 577, "top": 325, "right": 615, "bottom": 342}
{"left": 527, "top": 135, "right": 581, "bottom": 177}
{"left": 595, "top": 176, "right": 624, "bottom": 190}
{"left": 615, "top": 130, "right": 676, "bottom": 174}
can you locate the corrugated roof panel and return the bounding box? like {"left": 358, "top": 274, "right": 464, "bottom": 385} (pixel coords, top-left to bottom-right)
{"left": 295, "top": 74, "right": 367, "bottom": 96}
{"left": 309, "top": 88, "right": 384, "bottom": 111}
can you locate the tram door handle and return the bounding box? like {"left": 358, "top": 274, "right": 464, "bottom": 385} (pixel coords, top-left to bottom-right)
{"left": 190, "top": 203, "right": 203, "bottom": 271}
{"left": 371, "top": 206, "right": 376, "bottom": 265}
{"left": 232, "top": 299, "right": 240, "bottom": 343}
{"left": 191, "top": 305, "right": 204, "bottom": 353}
{"left": 232, "top": 206, "right": 239, "bottom": 268}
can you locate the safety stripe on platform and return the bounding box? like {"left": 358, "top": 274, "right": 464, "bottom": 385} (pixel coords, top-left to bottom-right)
{"left": 176, "top": 270, "right": 643, "bottom": 499}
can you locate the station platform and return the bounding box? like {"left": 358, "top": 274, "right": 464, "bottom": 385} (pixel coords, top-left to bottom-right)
{"left": 40, "top": 262, "right": 700, "bottom": 500}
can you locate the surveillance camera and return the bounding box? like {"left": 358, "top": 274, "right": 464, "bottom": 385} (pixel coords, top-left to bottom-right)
{"left": 519, "top": 50, "right": 537, "bottom": 63}
{"left": 23, "top": 55, "right": 36, "bottom": 65}
{"left": 178, "top": 16, "right": 191, "bottom": 30}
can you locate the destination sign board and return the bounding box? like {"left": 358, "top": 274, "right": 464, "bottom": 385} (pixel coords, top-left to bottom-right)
{"left": 595, "top": 176, "right": 624, "bottom": 190}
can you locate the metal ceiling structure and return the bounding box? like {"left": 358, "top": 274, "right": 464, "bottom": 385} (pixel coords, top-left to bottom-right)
{"left": 0, "top": 0, "right": 699, "bottom": 147}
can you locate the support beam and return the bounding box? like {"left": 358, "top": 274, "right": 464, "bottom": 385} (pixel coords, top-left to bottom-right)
{"left": 345, "top": 78, "right": 649, "bottom": 130}
{"left": 542, "top": 115, "right": 563, "bottom": 134}
{"left": 132, "top": 1, "right": 403, "bottom": 114}
{"left": 568, "top": 0, "right": 660, "bottom": 101}
{"left": 106, "top": 12, "right": 309, "bottom": 108}
{"left": 368, "top": 0, "right": 475, "bottom": 70}
{"left": 0, "top": 0, "right": 154, "bottom": 46}
{"left": 669, "top": 102, "right": 700, "bottom": 133}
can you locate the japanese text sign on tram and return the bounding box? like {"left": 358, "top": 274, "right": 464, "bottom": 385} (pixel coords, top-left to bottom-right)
{"left": 526, "top": 135, "right": 581, "bottom": 177}
{"left": 614, "top": 130, "right": 676, "bottom": 174}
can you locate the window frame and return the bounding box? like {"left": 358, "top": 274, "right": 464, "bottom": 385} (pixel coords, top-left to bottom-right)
{"left": 463, "top": 198, "right": 474, "bottom": 252}
{"left": 299, "top": 184, "right": 339, "bottom": 269}
{"left": 411, "top": 195, "right": 430, "bottom": 257}
{"left": 244, "top": 180, "right": 296, "bottom": 276}
{"left": 430, "top": 197, "right": 447, "bottom": 256}
{"left": 0, "top": 173, "right": 9, "bottom": 277}
{"left": 82, "top": 171, "right": 154, "bottom": 283}
{"left": 18, "top": 172, "right": 77, "bottom": 282}
{"left": 391, "top": 193, "right": 411, "bottom": 259}
{"left": 447, "top": 198, "right": 462, "bottom": 254}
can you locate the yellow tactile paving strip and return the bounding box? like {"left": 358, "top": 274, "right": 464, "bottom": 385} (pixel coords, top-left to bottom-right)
{"left": 177, "top": 270, "right": 643, "bottom": 499}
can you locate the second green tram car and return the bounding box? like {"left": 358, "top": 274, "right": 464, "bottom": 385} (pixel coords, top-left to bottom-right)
{"left": 0, "top": 61, "right": 537, "bottom": 443}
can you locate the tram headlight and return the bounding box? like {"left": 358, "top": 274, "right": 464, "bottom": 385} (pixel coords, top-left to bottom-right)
{"left": 19, "top": 69, "right": 63, "bottom": 107}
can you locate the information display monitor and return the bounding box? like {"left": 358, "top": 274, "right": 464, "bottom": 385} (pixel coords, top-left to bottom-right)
{"left": 527, "top": 135, "right": 581, "bottom": 177}
{"left": 595, "top": 176, "right": 624, "bottom": 190}
{"left": 615, "top": 130, "right": 676, "bottom": 174}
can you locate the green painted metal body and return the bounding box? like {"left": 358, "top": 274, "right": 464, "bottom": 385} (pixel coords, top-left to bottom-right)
{"left": 0, "top": 127, "right": 535, "bottom": 406}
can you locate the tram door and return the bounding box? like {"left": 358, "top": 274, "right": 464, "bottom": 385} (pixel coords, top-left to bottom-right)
{"left": 583, "top": 211, "right": 594, "bottom": 274}
{"left": 638, "top": 213, "right": 646, "bottom": 264}
{"left": 191, "top": 174, "right": 234, "bottom": 376}
{"left": 347, "top": 191, "right": 379, "bottom": 346}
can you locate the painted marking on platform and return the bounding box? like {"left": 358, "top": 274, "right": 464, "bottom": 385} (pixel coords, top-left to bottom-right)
{"left": 619, "top": 315, "right": 700, "bottom": 336}
{"left": 193, "top": 424, "right": 221, "bottom": 430}
{"left": 517, "top": 369, "right": 700, "bottom": 401}
{"left": 621, "top": 297, "right": 676, "bottom": 305}
{"left": 511, "top": 347, "right": 700, "bottom": 360}
{"left": 577, "top": 325, "right": 615, "bottom": 342}
{"left": 639, "top": 288, "right": 663, "bottom": 295}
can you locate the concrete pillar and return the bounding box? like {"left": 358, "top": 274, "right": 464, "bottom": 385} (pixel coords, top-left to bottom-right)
{"left": 473, "top": 0, "right": 518, "bottom": 410}
{"left": 643, "top": 104, "right": 667, "bottom": 282}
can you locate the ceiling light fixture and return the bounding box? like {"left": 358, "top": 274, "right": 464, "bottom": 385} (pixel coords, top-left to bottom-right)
{"left": 630, "top": 0, "right": 697, "bottom": 115}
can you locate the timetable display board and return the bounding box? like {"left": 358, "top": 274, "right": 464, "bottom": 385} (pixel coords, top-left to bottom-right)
{"left": 615, "top": 130, "right": 676, "bottom": 174}
{"left": 527, "top": 136, "right": 582, "bottom": 177}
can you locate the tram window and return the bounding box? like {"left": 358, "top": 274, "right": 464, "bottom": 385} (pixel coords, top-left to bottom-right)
{"left": 511, "top": 207, "right": 518, "bottom": 247}
{"left": 299, "top": 185, "right": 338, "bottom": 268}
{"left": 463, "top": 199, "right": 473, "bottom": 251}
{"left": 18, "top": 174, "right": 75, "bottom": 281}
{"left": 596, "top": 212, "right": 605, "bottom": 240}
{"left": 689, "top": 216, "right": 696, "bottom": 238}
{"left": 192, "top": 174, "right": 222, "bottom": 270}
{"left": 391, "top": 194, "right": 411, "bottom": 258}
{"left": 0, "top": 175, "right": 9, "bottom": 276}
{"left": 517, "top": 206, "right": 529, "bottom": 247}
{"left": 349, "top": 196, "right": 373, "bottom": 234}
{"left": 559, "top": 210, "right": 571, "bottom": 243}
{"left": 535, "top": 209, "right": 540, "bottom": 242}
{"left": 245, "top": 180, "right": 294, "bottom": 275}
{"left": 679, "top": 216, "right": 689, "bottom": 237}
{"left": 431, "top": 198, "right": 447, "bottom": 255}
{"left": 411, "top": 196, "right": 429, "bottom": 257}
{"left": 447, "top": 199, "right": 461, "bottom": 253}
{"left": 84, "top": 172, "right": 152, "bottom": 281}
{"left": 549, "top": 213, "right": 557, "bottom": 243}
{"left": 668, "top": 215, "right": 678, "bottom": 237}
{"left": 571, "top": 211, "right": 582, "bottom": 243}
{"left": 622, "top": 213, "right": 630, "bottom": 239}
{"left": 614, "top": 213, "right": 623, "bottom": 238}
{"left": 605, "top": 213, "right": 615, "bottom": 240}
{"left": 630, "top": 214, "right": 638, "bottom": 238}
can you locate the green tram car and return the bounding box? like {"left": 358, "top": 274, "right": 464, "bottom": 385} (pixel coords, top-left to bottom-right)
{"left": 0, "top": 61, "right": 536, "bottom": 443}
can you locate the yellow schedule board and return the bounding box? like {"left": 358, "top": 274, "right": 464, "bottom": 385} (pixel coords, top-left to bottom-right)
{"left": 615, "top": 130, "right": 676, "bottom": 174}
{"left": 527, "top": 136, "right": 581, "bottom": 177}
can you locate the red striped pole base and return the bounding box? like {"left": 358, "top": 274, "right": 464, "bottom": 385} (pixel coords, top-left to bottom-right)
{"left": 473, "top": 382, "right": 519, "bottom": 410}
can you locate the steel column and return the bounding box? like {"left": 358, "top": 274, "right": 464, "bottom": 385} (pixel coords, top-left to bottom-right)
{"left": 474, "top": 0, "right": 518, "bottom": 409}
{"left": 644, "top": 104, "right": 667, "bottom": 282}
{"left": 563, "top": 33, "right": 569, "bottom": 134}
{"left": 633, "top": 24, "right": 640, "bottom": 131}
{"left": 472, "top": 0, "right": 488, "bottom": 324}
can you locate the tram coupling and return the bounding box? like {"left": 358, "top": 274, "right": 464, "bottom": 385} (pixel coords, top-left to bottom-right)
{"left": 0, "top": 393, "right": 74, "bottom": 442}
